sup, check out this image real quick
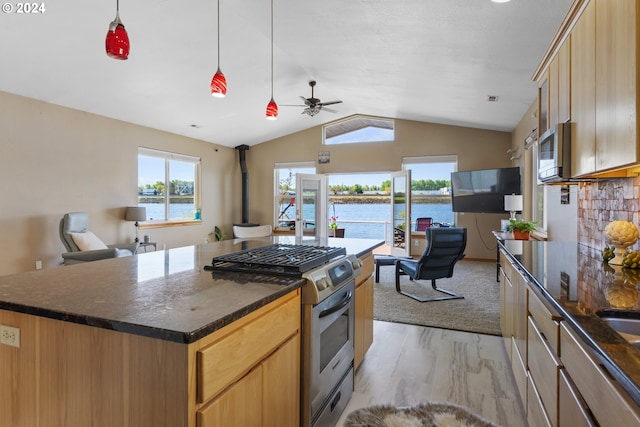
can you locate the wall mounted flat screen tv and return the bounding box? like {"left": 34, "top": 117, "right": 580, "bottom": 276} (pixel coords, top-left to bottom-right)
{"left": 450, "top": 167, "right": 521, "bottom": 213}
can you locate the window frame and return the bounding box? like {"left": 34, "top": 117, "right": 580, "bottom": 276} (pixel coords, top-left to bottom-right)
{"left": 137, "top": 147, "right": 201, "bottom": 228}
{"left": 322, "top": 115, "right": 395, "bottom": 145}
{"left": 402, "top": 155, "right": 458, "bottom": 229}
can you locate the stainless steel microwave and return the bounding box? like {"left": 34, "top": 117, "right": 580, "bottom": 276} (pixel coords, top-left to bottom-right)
{"left": 537, "top": 122, "right": 572, "bottom": 183}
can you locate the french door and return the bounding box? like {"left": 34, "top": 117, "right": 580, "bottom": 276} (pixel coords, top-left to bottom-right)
{"left": 390, "top": 170, "right": 411, "bottom": 257}
{"left": 295, "top": 174, "right": 328, "bottom": 239}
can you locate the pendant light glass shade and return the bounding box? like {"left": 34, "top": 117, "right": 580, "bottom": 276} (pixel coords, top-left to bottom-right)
{"left": 105, "top": 1, "right": 129, "bottom": 60}
{"left": 266, "top": 98, "right": 278, "bottom": 120}
{"left": 266, "top": 0, "right": 277, "bottom": 120}
{"left": 210, "top": 0, "right": 226, "bottom": 97}
{"left": 210, "top": 67, "right": 227, "bottom": 97}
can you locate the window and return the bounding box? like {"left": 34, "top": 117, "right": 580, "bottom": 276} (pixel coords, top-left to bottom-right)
{"left": 402, "top": 155, "right": 457, "bottom": 229}
{"left": 138, "top": 147, "right": 201, "bottom": 222}
{"left": 274, "top": 162, "right": 315, "bottom": 228}
{"left": 323, "top": 115, "right": 394, "bottom": 145}
{"left": 531, "top": 142, "right": 546, "bottom": 230}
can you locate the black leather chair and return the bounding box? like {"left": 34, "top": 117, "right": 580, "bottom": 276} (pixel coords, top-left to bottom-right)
{"left": 395, "top": 227, "right": 467, "bottom": 302}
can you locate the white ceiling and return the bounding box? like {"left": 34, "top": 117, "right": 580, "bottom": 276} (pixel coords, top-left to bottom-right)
{"left": 0, "top": 0, "right": 573, "bottom": 148}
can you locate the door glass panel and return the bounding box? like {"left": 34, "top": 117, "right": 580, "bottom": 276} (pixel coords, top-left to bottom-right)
{"left": 390, "top": 170, "right": 411, "bottom": 257}
{"left": 296, "top": 174, "right": 327, "bottom": 239}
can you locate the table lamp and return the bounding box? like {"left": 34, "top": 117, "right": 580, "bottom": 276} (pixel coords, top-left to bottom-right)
{"left": 504, "top": 194, "right": 523, "bottom": 220}
{"left": 125, "top": 206, "right": 146, "bottom": 242}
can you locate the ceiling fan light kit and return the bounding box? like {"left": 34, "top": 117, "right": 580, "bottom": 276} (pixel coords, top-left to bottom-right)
{"left": 210, "top": 0, "right": 227, "bottom": 97}
{"left": 282, "top": 80, "right": 343, "bottom": 117}
{"left": 105, "top": 0, "right": 129, "bottom": 60}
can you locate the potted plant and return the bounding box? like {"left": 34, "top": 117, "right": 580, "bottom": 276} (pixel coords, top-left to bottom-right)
{"left": 508, "top": 219, "right": 537, "bottom": 240}
{"left": 329, "top": 215, "right": 345, "bottom": 238}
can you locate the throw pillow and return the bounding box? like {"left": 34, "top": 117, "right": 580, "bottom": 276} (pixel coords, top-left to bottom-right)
{"left": 70, "top": 232, "right": 108, "bottom": 251}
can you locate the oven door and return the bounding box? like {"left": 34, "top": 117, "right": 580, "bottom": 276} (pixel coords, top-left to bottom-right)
{"left": 303, "top": 280, "right": 355, "bottom": 424}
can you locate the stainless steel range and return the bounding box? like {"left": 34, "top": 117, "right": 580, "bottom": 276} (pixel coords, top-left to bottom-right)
{"left": 208, "top": 243, "right": 362, "bottom": 427}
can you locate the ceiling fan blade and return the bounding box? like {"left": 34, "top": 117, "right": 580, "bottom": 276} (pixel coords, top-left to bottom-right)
{"left": 280, "top": 104, "right": 306, "bottom": 107}
{"left": 319, "top": 100, "right": 342, "bottom": 107}
{"left": 321, "top": 107, "right": 339, "bottom": 113}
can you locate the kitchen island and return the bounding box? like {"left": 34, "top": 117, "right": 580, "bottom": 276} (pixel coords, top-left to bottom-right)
{"left": 499, "top": 239, "right": 640, "bottom": 426}
{"left": 0, "top": 237, "right": 383, "bottom": 427}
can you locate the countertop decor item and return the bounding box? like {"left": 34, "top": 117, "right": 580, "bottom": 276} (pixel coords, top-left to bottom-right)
{"left": 508, "top": 219, "right": 536, "bottom": 240}
{"left": 605, "top": 220, "right": 639, "bottom": 265}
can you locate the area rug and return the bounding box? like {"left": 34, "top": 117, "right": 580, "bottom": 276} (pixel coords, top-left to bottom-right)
{"left": 374, "top": 260, "right": 501, "bottom": 336}
{"left": 344, "top": 402, "right": 502, "bottom": 427}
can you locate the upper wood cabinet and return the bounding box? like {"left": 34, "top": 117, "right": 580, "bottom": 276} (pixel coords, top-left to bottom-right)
{"left": 570, "top": 0, "right": 596, "bottom": 176}
{"left": 594, "top": 0, "right": 638, "bottom": 173}
{"left": 537, "top": 0, "right": 640, "bottom": 178}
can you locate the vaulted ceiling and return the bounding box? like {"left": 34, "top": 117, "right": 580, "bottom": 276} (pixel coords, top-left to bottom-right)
{"left": 0, "top": 0, "right": 573, "bottom": 147}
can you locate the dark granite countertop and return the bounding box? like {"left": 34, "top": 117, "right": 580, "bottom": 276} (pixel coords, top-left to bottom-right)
{"left": 0, "top": 237, "right": 383, "bottom": 344}
{"left": 498, "top": 239, "right": 640, "bottom": 407}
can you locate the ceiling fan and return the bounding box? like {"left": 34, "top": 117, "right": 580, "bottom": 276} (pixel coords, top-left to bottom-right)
{"left": 283, "top": 81, "right": 342, "bottom": 117}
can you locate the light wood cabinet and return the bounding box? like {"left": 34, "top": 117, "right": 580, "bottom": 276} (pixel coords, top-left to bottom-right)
{"left": 355, "top": 252, "right": 374, "bottom": 369}
{"left": 540, "top": 0, "right": 640, "bottom": 177}
{"left": 560, "top": 322, "right": 640, "bottom": 427}
{"left": 548, "top": 51, "right": 571, "bottom": 128}
{"left": 594, "top": 0, "right": 639, "bottom": 173}
{"left": 0, "top": 290, "right": 301, "bottom": 427}
{"left": 499, "top": 249, "right": 640, "bottom": 427}
{"left": 499, "top": 250, "right": 527, "bottom": 403}
{"left": 198, "top": 334, "right": 300, "bottom": 427}
{"left": 559, "top": 369, "right": 598, "bottom": 427}
{"left": 570, "top": 0, "right": 596, "bottom": 176}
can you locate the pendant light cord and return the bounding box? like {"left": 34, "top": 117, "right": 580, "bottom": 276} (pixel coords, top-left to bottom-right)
{"left": 270, "top": 0, "right": 274, "bottom": 99}
{"left": 217, "top": 0, "right": 221, "bottom": 66}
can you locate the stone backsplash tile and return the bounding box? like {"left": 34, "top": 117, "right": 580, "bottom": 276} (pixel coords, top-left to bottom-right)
{"left": 578, "top": 176, "right": 640, "bottom": 250}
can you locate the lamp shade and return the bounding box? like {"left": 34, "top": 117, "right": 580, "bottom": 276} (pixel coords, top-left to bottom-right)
{"left": 105, "top": 21, "right": 130, "bottom": 60}
{"left": 266, "top": 98, "right": 278, "bottom": 120}
{"left": 210, "top": 68, "right": 227, "bottom": 97}
{"left": 125, "top": 206, "right": 146, "bottom": 222}
{"left": 504, "top": 194, "right": 523, "bottom": 212}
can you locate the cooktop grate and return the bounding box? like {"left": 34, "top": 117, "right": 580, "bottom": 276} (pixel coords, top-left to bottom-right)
{"left": 209, "top": 244, "right": 346, "bottom": 276}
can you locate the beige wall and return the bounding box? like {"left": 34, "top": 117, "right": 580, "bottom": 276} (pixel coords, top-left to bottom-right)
{"left": 249, "top": 118, "right": 513, "bottom": 260}
{"left": 0, "top": 91, "right": 239, "bottom": 275}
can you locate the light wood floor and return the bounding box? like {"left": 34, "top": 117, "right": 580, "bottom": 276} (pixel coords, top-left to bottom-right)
{"left": 336, "top": 321, "right": 527, "bottom": 426}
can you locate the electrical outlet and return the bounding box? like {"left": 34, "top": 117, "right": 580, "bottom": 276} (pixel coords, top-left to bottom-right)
{"left": 0, "top": 325, "right": 20, "bottom": 348}
{"left": 414, "top": 240, "right": 419, "bottom": 246}
{"left": 35, "top": 260, "right": 42, "bottom": 270}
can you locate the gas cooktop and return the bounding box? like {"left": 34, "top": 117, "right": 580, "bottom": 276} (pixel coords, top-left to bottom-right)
{"left": 208, "top": 244, "right": 347, "bottom": 277}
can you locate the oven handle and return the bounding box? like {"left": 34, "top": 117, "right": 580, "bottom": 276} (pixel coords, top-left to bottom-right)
{"left": 319, "top": 291, "right": 352, "bottom": 318}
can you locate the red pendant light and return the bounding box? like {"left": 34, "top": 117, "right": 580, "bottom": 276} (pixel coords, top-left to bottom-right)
{"left": 105, "top": 0, "right": 129, "bottom": 60}
{"left": 210, "top": 0, "right": 227, "bottom": 97}
{"left": 266, "top": 98, "right": 278, "bottom": 120}
{"left": 266, "top": 0, "right": 278, "bottom": 120}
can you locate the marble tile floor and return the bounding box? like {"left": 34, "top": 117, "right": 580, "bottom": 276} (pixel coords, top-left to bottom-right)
{"left": 336, "top": 320, "right": 527, "bottom": 427}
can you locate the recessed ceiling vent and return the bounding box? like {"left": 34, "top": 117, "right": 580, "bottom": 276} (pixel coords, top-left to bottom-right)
{"left": 487, "top": 95, "right": 499, "bottom": 102}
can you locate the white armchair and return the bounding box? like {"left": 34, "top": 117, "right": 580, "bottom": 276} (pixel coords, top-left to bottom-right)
{"left": 232, "top": 224, "right": 273, "bottom": 239}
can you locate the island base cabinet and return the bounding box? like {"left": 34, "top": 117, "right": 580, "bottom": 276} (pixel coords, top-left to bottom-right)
{"left": 197, "top": 335, "right": 300, "bottom": 427}
{"left": 197, "top": 366, "right": 263, "bottom": 427}
{"left": 0, "top": 290, "right": 301, "bottom": 427}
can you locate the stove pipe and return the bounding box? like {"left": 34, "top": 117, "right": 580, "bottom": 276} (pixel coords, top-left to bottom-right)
{"left": 235, "top": 144, "right": 251, "bottom": 225}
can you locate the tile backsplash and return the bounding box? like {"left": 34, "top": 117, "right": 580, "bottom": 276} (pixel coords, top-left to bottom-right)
{"left": 578, "top": 176, "right": 640, "bottom": 250}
